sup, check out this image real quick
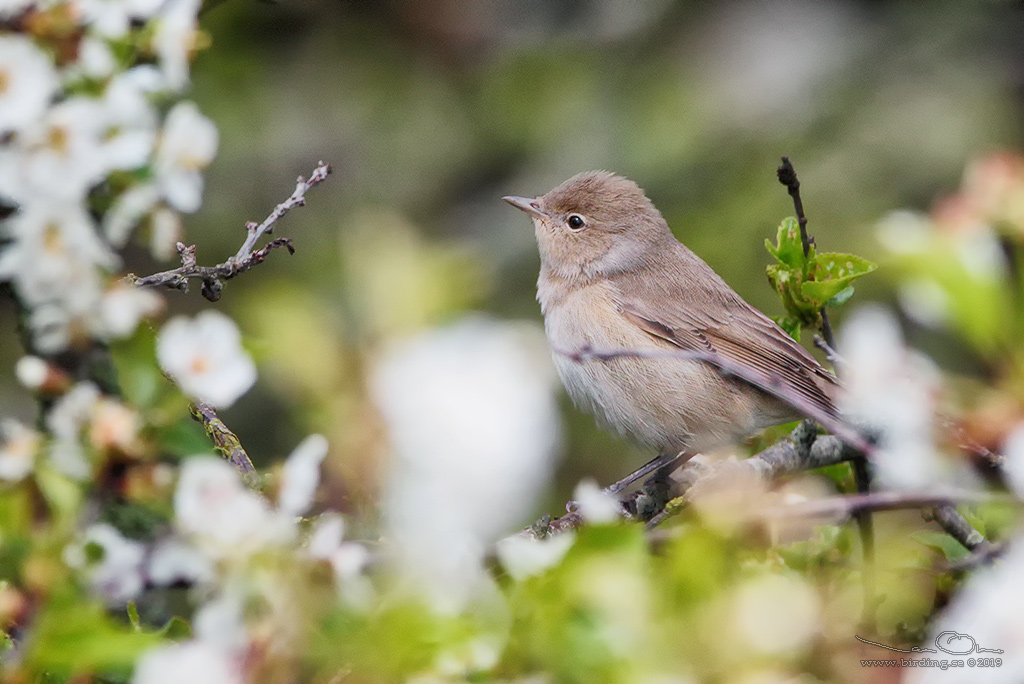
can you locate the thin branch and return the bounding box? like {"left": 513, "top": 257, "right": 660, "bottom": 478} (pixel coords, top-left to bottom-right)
{"left": 190, "top": 401, "right": 260, "bottom": 490}
{"left": 929, "top": 504, "right": 990, "bottom": 552}
{"left": 777, "top": 156, "right": 836, "bottom": 351}
{"left": 762, "top": 490, "right": 1008, "bottom": 520}
{"left": 129, "top": 161, "right": 332, "bottom": 301}
{"left": 557, "top": 344, "right": 872, "bottom": 454}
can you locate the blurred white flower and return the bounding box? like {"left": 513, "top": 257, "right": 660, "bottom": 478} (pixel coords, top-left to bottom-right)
{"left": 98, "top": 281, "right": 164, "bottom": 339}
{"left": 14, "top": 356, "right": 48, "bottom": 391}
{"left": 0, "top": 97, "right": 109, "bottom": 203}
{"left": 64, "top": 523, "right": 145, "bottom": 606}
{"left": 278, "top": 434, "right": 328, "bottom": 517}
{"left": 1001, "top": 424, "right": 1024, "bottom": 499}
{"left": 193, "top": 589, "right": 248, "bottom": 655}
{"left": 147, "top": 537, "right": 216, "bottom": 586}
{"left": 46, "top": 383, "right": 101, "bottom": 479}
{"left": 838, "top": 306, "right": 952, "bottom": 491}
{"left": 153, "top": 0, "right": 201, "bottom": 91}
{"left": 876, "top": 210, "right": 933, "bottom": 255}
{"left": 306, "top": 512, "right": 371, "bottom": 602}
{"left": 573, "top": 479, "right": 620, "bottom": 524}
{"left": 0, "top": 0, "right": 35, "bottom": 18}
{"left": 104, "top": 184, "right": 160, "bottom": 246}
{"left": 732, "top": 573, "right": 819, "bottom": 655}
{"left": 133, "top": 640, "right": 242, "bottom": 684}
{"left": 907, "top": 541, "right": 1024, "bottom": 684}
{"left": 371, "top": 316, "right": 561, "bottom": 609}
{"left": 97, "top": 67, "right": 160, "bottom": 172}
{"left": 150, "top": 205, "right": 183, "bottom": 259}
{"left": 0, "top": 420, "right": 40, "bottom": 483}
{"left": 0, "top": 35, "right": 60, "bottom": 135}
{"left": 157, "top": 311, "right": 256, "bottom": 408}
{"left": 495, "top": 532, "right": 575, "bottom": 581}
{"left": 0, "top": 201, "right": 115, "bottom": 351}
{"left": 154, "top": 101, "right": 218, "bottom": 212}
{"left": 174, "top": 458, "right": 291, "bottom": 557}
{"left": 72, "top": 36, "right": 117, "bottom": 79}
{"left": 76, "top": 0, "right": 164, "bottom": 38}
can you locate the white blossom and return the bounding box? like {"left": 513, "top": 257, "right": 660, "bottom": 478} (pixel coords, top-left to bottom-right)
{"left": 147, "top": 538, "right": 216, "bottom": 586}
{"left": 731, "top": 573, "right": 820, "bottom": 655}
{"left": 278, "top": 434, "right": 328, "bottom": 517}
{"left": 46, "top": 383, "right": 101, "bottom": 478}
{"left": 495, "top": 532, "right": 575, "bottom": 581}
{"left": 133, "top": 641, "right": 242, "bottom": 684}
{"left": 572, "top": 479, "right": 621, "bottom": 524}
{"left": 371, "top": 316, "right": 561, "bottom": 609}
{"left": 153, "top": 101, "right": 217, "bottom": 212}
{"left": 838, "top": 306, "right": 955, "bottom": 491}
{"left": 153, "top": 0, "right": 202, "bottom": 91}
{"left": 0, "top": 201, "right": 115, "bottom": 351}
{"left": 907, "top": 541, "right": 1024, "bottom": 683}
{"left": 72, "top": 36, "right": 117, "bottom": 79}
{"left": 97, "top": 68, "right": 160, "bottom": 172}
{"left": 306, "top": 513, "right": 372, "bottom": 605}
{"left": 157, "top": 311, "right": 256, "bottom": 409}
{"left": 76, "top": 0, "right": 164, "bottom": 38}
{"left": 64, "top": 523, "right": 145, "bottom": 606}
{"left": 98, "top": 281, "right": 163, "bottom": 339}
{"left": 0, "top": 97, "right": 109, "bottom": 203}
{"left": 174, "top": 458, "right": 291, "bottom": 557}
{"left": 0, "top": 35, "right": 60, "bottom": 135}
{"left": 0, "top": 420, "right": 40, "bottom": 483}
{"left": 104, "top": 183, "right": 160, "bottom": 246}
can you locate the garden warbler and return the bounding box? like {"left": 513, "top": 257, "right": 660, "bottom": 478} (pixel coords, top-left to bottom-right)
{"left": 504, "top": 171, "right": 839, "bottom": 487}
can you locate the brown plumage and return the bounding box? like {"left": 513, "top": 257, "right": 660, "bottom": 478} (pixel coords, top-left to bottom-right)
{"left": 504, "top": 171, "right": 839, "bottom": 459}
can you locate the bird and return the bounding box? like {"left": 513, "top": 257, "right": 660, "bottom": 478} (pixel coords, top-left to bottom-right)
{"left": 503, "top": 171, "right": 840, "bottom": 493}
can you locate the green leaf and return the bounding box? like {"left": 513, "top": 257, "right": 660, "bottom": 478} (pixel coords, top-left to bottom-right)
{"left": 771, "top": 316, "right": 802, "bottom": 341}
{"left": 801, "top": 253, "right": 877, "bottom": 306}
{"left": 827, "top": 285, "right": 855, "bottom": 307}
{"left": 765, "top": 217, "right": 808, "bottom": 269}
{"left": 156, "top": 616, "right": 192, "bottom": 640}
{"left": 127, "top": 602, "right": 142, "bottom": 632}
{"left": 26, "top": 591, "right": 164, "bottom": 674}
{"left": 911, "top": 531, "right": 971, "bottom": 563}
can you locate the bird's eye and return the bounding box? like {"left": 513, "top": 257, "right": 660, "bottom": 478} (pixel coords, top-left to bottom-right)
{"left": 567, "top": 214, "right": 586, "bottom": 231}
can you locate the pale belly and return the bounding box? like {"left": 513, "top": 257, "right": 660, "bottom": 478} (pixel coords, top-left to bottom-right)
{"left": 541, "top": 281, "right": 783, "bottom": 454}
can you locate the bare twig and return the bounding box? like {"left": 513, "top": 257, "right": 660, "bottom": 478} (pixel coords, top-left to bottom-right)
{"left": 557, "top": 344, "right": 872, "bottom": 454}
{"left": 777, "top": 156, "right": 835, "bottom": 351}
{"left": 130, "top": 161, "right": 332, "bottom": 301}
{"left": 190, "top": 401, "right": 260, "bottom": 490}
{"left": 929, "top": 504, "right": 990, "bottom": 551}
{"left": 763, "top": 491, "right": 1008, "bottom": 520}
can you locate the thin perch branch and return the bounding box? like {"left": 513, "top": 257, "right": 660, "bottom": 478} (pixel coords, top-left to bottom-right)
{"left": 129, "top": 161, "right": 332, "bottom": 301}
{"left": 190, "top": 401, "right": 260, "bottom": 490}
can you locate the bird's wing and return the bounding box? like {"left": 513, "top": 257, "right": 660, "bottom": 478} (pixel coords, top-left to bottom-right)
{"left": 610, "top": 257, "right": 840, "bottom": 421}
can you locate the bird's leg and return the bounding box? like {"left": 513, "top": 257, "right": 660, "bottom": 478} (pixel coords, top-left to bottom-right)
{"left": 603, "top": 451, "right": 685, "bottom": 496}
{"left": 634, "top": 453, "right": 688, "bottom": 521}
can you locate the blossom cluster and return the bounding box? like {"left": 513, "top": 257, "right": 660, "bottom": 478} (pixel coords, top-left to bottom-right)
{"left": 0, "top": 1, "right": 216, "bottom": 353}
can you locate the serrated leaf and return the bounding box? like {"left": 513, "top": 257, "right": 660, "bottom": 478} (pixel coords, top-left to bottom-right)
{"left": 801, "top": 253, "right": 877, "bottom": 306}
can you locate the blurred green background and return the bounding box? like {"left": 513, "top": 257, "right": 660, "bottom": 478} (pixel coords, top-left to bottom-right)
{"left": 5, "top": 0, "right": 1024, "bottom": 522}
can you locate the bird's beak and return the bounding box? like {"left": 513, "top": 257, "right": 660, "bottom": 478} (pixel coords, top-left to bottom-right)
{"left": 503, "top": 195, "right": 547, "bottom": 219}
